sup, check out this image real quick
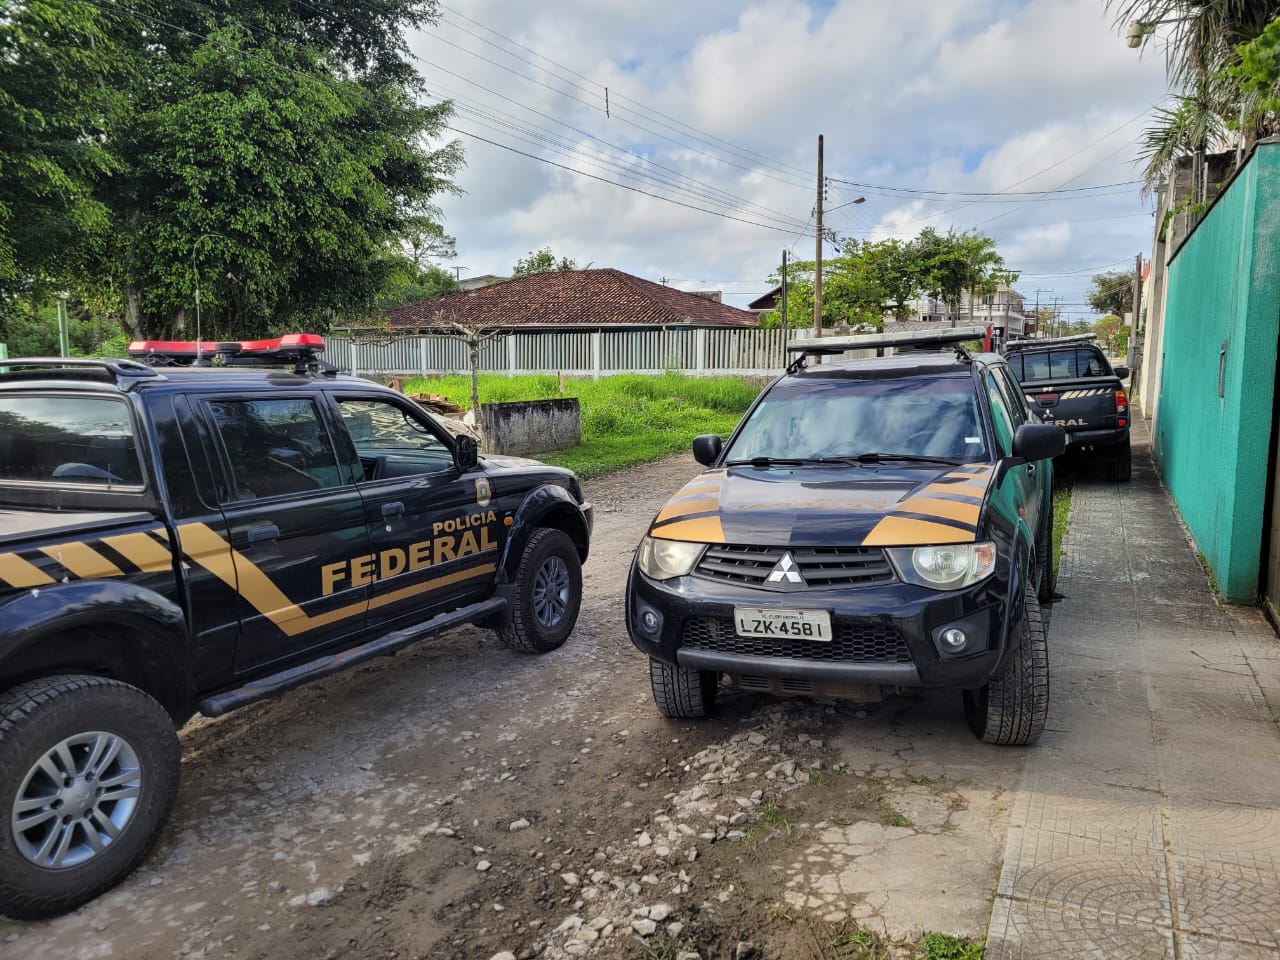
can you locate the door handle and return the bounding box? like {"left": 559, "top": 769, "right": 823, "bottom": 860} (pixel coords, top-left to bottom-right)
{"left": 381, "top": 501, "right": 405, "bottom": 519}
{"left": 1027, "top": 462, "right": 1037, "bottom": 475}
{"left": 246, "top": 523, "right": 280, "bottom": 545}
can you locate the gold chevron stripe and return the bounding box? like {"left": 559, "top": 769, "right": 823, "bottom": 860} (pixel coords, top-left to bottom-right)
{"left": 896, "top": 496, "right": 981, "bottom": 526}
{"left": 103, "top": 532, "right": 175, "bottom": 573}
{"left": 40, "top": 542, "right": 124, "bottom": 580}
{"left": 649, "top": 515, "right": 725, "bottom": 544}
{"left": 862, "top": 516, "right": 976, "bottom": 546}
{"left": 0, "top": 552, "right": 55, "bottom": 589}
{"left": 655, "top": 497, "right": 720, "bottom": 523}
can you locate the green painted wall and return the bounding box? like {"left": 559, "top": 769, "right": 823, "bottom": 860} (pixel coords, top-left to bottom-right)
{"left": 1156, "top": 144, "right": 1280, "bottom": 601}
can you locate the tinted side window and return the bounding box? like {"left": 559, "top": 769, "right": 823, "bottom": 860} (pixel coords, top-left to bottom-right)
{"left": 1079, "top": 349, "right": 1107, "bottom": 377}
{"left": 993, "top": 367, "right": 1029, "bottom": 427}
{"left": 337, "top": 397, "right": 455, "bottom": 477}
{"left": 984, "top": 374, "right": 1015, "bottom": 457}
{"left": 206, "top": 398, "right": 342, "bottom": 501}
{"left": 0, "top": 396, "right": 142, "bottom": 487}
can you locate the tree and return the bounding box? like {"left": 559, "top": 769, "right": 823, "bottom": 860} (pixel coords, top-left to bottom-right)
{"left": 372, "top": 261, "right": 459, "bottom": 312}
{"left": 1110, "top": 2, "right": 1280, "bottom": 188}
{"left": 1093, "top": 314, "right": 1127, "bottom": 355}
{"left": 512, "top": 247, "right": 577, "bottom": 277}
{"left": 910, "top": 228, "right": 1008, "bottom": 323}
{"left": 1088, "top": 271, "right": 1134, "bottom": 316}
{"left": 0, "top": 1, "right": 463, "bottom": 341}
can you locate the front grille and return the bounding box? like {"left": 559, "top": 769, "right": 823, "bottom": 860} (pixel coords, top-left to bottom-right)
{"left": 695, "top": 544, "right": 894, "bottom": 588}
{"left": 682, "top": 616, "right": 911, "bottom": 663}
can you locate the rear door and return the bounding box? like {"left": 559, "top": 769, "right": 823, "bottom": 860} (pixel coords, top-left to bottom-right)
{"left": 198, "top": 394, "right": 372, "bottom": 672}
{"left": 325, "top": 391, "right": 505, "bottom": 633}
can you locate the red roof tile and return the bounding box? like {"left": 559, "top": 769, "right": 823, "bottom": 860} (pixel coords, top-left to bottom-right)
{"left": 385, "top": 269, "right": 758, "bottom": 329}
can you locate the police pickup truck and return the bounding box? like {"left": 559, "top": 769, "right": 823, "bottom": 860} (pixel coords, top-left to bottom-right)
{"left": 1004, "top": 334, "right": 1131, "bottom": 481}
{"left": 0, "top": 336, "right": 592, "bottom": 919}
{"left": 625, "top": 328, "right": 1065, "bottom": 746}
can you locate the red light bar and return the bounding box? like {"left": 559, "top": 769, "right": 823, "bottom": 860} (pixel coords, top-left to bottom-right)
{"left": 127, "top": 334, "right": 326, "bottom": 368}
{"left": 128, "top": 339, "right": 231, "bottom": 356}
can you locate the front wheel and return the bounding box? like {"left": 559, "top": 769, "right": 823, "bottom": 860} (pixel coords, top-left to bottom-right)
{"left": 963, "top": 583, "right": 1049, "bottom": 746}
{"left": 0, "top": 675, "right": 181, "bottom": 920}
{"left": 496, "top": 528, "right": 582, "bottom": 654}
{"left": 649, "top": 658, "right": 718, "bottom": 718}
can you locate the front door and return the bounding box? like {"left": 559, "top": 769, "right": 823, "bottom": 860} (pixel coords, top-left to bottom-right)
{"left": 200, "top": 394, "right": 372, "bottom": 672}
{"left": 327, "top": 393, "right": 506, "bottom": 633}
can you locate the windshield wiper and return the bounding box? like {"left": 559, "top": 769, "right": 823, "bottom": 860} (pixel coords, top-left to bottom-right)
{"left": 724, "top": 456, "right": 855, "bottom": 468}
{"left": 848, "top": 452, "right": 965, "bottom": 466}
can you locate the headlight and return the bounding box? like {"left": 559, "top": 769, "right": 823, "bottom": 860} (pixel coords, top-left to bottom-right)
{"left": 637, "top": 536, "right": 705, "bottom": 580}
{"left": 887, "top": 542, "right": 996, "bottom": 590}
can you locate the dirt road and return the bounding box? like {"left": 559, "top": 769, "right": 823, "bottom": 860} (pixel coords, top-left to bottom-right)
{"left": 3, "top": 454, "right": 1020, "bottom": 960}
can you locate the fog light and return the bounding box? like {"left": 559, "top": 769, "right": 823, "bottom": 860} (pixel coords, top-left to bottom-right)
{"left": 641, "top": 610, "right": 661, "bottom": 634}
{"left": 940, "top": 628, "right": 968, "bottom": 652}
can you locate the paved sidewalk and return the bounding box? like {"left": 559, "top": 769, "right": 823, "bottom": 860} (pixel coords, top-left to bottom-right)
{"left": 986, "top": 417, "right": 1280, "bottom": 958}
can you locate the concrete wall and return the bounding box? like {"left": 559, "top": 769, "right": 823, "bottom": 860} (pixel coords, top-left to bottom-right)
{"left": 480, "top": 399, "right": 581, "bottom": 457}
{"left": 1155, "top": 143, "right": 1280, "bottom": 601}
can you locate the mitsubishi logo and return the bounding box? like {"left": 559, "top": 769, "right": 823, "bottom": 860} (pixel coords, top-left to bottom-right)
{"left": 766, "top": 552, "right": 806, "bottom": 586}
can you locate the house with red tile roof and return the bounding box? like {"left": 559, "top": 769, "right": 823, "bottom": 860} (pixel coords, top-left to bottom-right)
{"left": 385, "top": 269, "right": 758, "bottom": 331}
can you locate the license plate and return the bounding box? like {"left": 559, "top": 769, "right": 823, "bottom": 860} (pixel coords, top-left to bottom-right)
{"left": 734, "top": 607, "right": 831, "bottom": 641}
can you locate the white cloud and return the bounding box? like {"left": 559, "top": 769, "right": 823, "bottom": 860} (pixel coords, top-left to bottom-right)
{"left": 413, "top": 0, "right": 1169, "bottom": 319}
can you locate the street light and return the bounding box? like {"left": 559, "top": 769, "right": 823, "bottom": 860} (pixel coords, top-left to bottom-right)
{"left": 826, "top": 195, "right": 866, "bottom": 213}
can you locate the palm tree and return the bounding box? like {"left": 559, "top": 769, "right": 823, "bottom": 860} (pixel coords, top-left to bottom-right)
{"left": 1110, "top": 1, "right": 1280, "bottom": 187}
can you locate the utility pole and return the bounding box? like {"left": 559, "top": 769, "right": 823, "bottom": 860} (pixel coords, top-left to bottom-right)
{"left": 780, "top": 248, "right": 789, "bottom": 328}
{"left": 1051, "top": 296, "right": 1062, "bottom": 337}
{"left": 1034, "top": 288, "right": 1052, "bottom": 337}
{"left": 812, "top": 134, "right": 824, "bottom": 346}
{"left": 1129, "top": 252, "right": 1144, "bottom": 371}
{"left": 56, "top": 296, "right": 70, "bottom": 358}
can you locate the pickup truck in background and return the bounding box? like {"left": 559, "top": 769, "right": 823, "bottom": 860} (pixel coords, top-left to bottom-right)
{"left": 0, "top": 337, "right": 592, "bottom": 919}
{"left": 1004, "top": 335, "right": 1131, "bottom": 481}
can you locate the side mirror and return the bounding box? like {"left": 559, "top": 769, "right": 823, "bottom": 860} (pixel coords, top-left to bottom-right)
{"left": 1112, "top": 365, "right": 1129, "bottom": 380}
{"left": 453, "top": 434, "right": 479, "bottom": 472}
{"left": 1012, "top": 423, "right": 1066, "bottom": 462}
{"left": 692, "top": 434, "right": 723, "bottom": 467}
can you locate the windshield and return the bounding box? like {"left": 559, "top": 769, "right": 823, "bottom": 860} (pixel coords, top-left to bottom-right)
{"left": 0, "top": 395, "right": 143, "bottom": 489}
{"left": 725, "top": 376, "right": 988, "bottom": 462}
{"left": 1009, "top": 348, "right": 1108, "bottom": 381}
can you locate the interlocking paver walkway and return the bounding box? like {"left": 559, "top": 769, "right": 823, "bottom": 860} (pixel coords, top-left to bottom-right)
{"left": 986, "top": 416, "right": 1280, "bottom": 959}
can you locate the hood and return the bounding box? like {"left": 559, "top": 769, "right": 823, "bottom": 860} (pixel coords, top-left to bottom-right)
{"left": 646, "top": 463, "right": 995, "bottom": 547}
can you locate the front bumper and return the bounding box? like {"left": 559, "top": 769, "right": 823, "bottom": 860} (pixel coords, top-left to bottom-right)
{"left": 626, "top": 560, "right": 1013, "bottom": 695}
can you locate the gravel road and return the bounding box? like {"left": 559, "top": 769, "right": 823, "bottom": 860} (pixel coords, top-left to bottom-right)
{"left": 3, "top": 453, "right": 1021, "bottom": 960}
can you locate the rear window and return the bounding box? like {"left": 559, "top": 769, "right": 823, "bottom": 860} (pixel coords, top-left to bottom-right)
{"left": 0, "top": 395, "right": 143, "bottom": 488}
{"left": 1010, "top": 348, "right": 1108, "bottom": 381}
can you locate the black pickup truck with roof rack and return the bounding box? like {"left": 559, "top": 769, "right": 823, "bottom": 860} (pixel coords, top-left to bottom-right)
{"left": 1003, "top": 334, "right": 1131, "bottom": 481}
{"left": 0, "top": 335, "right": 591, "bottom": 919}
{"left": 625, "top": 326, "right": 1065, "bottom": 746}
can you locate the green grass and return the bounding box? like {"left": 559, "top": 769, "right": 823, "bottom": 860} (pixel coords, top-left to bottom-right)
{"left": 402, "top": 372, "right": 759, "bottom": 479}
{"left": 1052, "top": 477, "right": 1073, "bottom": 579}
{"left": 918, "top": 932, "right": 985, "bottom": 960}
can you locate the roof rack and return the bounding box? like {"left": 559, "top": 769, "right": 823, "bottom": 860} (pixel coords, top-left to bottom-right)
{"left": 127, "top": 334, "right": 336, "bottom": 376}
{"left": 0, "top": 357, "right": 163, "bottom": 387}
{"left": 785, "top": 325, "right": 987, "bottom": 371}
{"left": 1004, "top": 333, "right": 1097, "bottom": 351}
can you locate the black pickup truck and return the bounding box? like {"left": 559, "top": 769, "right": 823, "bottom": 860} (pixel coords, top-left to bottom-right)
{"left": 0, "top": 336, "right": 592, "bottom": 919}
{"left": 1004, "top": 335, "right": 1131, "bottom": 481}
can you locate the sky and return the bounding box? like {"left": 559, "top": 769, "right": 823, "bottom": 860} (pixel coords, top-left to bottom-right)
{"left": 407, "top": 0, "right": 1171, "bottom": 322}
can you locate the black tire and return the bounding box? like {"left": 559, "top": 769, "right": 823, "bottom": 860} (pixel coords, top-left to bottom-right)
{"left": 963, "top": 583, "right": 1049, "bottom": 746}
{"left": 648, "top": 657, "right": 717, "bottom": 719}
{"left": 1111, "top": 441, "right": 1132, "bottom": 482}
{"left": 496, "top": 528, "right": 582, "bottom": 654}
{"left": 1036, "top": 509, "right": 1056, "bottom": 604}
{"left": 0, "top": 675, "right": 180, "bottom": 920}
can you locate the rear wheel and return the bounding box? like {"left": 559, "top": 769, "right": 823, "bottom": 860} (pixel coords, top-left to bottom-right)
{"left": 649, "top": 658, "right": 717, "bottom": 719}
{"left": 963, "top": 583, "right": 1049, "bottom": 746}
{"left": 1110, "top": 441, "right": 1132, "bottom": 482}
{"left": 0, "top": 675, "right": 180, "bottom": 920}
{"left": 1036, "top": 509, "right": 1056, "bottom": 603}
